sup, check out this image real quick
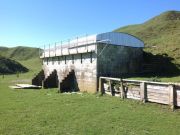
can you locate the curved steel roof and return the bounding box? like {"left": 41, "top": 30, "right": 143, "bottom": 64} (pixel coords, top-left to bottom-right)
{"left": 96, "top": 32, "right": 144, "bottom": 48}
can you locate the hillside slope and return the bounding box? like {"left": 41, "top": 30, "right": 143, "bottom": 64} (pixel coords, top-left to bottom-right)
{"left": 114, "top": 10, "right": 180, "bottom": 66}
{"left": 0, "top": 56, "right": 28, "bottom": 74}
{"left": 0, "top": 46, "right": 41, "bottom": 75}
{"left": 0, "top": 46, "right": 40, "bottom": 60}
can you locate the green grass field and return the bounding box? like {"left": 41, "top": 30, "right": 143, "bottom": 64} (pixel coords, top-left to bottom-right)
{"left": 1, "top": 69, "right": 180, "bottom": 135}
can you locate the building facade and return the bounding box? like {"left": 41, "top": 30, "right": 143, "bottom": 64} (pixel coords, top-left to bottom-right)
{"left": 32, "top": 32, "right": 144, "bottom": 93}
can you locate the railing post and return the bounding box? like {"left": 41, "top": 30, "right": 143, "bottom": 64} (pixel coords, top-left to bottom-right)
{"left": 140, "top": 82, "right": 147, "bottom": 103}
{"left": 86, "top": 34, "right": 88, "bottom": 51}
{"left": 169, "top": 84, "right": 175, "bottom": 110}
{"left": 68, "top": 39, "right": 70, "bottom": 54}
{"left": 55, "top": 42, "right": 56, "bottom": 57}
{"left": 76, "top": 37, "right": 78, "bottom": 46}
{"left": 61, "top": 41, "right": 62, "bottom": 55}
{"left": 44, "top": 45, "right": 45, "bottom": 58}
{"left": 49, "top": 44, "right": 50, "bottom": 57}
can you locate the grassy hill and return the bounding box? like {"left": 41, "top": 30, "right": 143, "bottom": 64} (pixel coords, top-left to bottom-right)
{"left": 114, "top": 10, "right": 180, "bottom": 66}
{"left": 0, "top": 46, "right": 41, "bottom": 75}
{"left": 0, "top": 46, "right": 40, "bottom": 60}
{"left": 0, "top": 56, "right": 28, "bottom": 74}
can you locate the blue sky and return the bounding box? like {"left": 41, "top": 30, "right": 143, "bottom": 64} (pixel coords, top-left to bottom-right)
{"left": 0, "top": 0, "right": 180, "bottom": 48}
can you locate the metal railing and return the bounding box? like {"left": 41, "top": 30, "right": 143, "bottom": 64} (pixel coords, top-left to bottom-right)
{"left": 39, "top": 36, "right": 111, "bottom": 58}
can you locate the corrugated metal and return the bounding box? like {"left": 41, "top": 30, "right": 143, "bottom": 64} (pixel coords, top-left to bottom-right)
{"left": 96, "top": 32, "right": 144, "bottom": 48}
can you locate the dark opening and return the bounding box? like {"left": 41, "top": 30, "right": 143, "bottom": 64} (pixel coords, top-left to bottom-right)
{"left": 32, "top": 70, "right": 45, "bottom": 86}
{"left": 43, "top": 70, "right": 59, "bottom": 88}
{"left": 60, "top": 70, "right": 79, "bottom": 92}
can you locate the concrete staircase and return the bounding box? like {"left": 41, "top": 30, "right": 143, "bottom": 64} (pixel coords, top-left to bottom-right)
{"left": 59, "top": 69, "right": 78, "bottom": 92}
{"left": 43, "top": 70, "right": 59, "bottom": 88}
{"left": 32, "top": 67, "right": 76, "bottom": 90}
{"left": 59, "top": 69, "right": 72, "bottom": 82}
{"left": 32, "top": 70, "right": 45, "bottom": 86}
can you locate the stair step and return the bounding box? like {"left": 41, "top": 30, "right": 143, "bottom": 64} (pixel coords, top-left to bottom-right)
{"left": 60, "top": 69, "right": 74, "bottom": 85}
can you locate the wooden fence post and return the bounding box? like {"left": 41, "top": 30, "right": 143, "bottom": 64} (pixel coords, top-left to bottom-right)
{"left": 120, "top": 79, "right": 125, "bottom": 99}
{"left": 169, "top": 84, "right": 175, "bottom": 110}
{"left": 109, "top": 80, "right": 113, "bottom": 96}
{"left": 99, "top": 77, "right": 104, "bottom": 95}
{"left": 140, "top": 82, "right": 147, "bottom": 103}
{"left": 41, "top": 80, "right": 44, "bottom": 89}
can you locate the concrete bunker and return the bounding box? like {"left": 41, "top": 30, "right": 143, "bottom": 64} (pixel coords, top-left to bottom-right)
{"left": 32, "top": 32, "right": 144, "bottom": 93}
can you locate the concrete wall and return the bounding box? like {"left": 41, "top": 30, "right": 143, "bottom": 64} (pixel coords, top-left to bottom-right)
{"left": 43, "top": 52, "right": 97, "bottom": 93}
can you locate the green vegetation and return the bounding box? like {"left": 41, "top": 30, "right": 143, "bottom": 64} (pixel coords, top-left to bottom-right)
{"left": 0, "top": 46, "right": 40, "bottom": 60}
{"left": 19, "top": 58, "right": 42, "bottom": 74}
{"left": 0, "top": 73, "right": 180, "bottom": 135}
{"left": 114, "top": 10, "right": 180, "bottom": 66}
{"left": 0, "top": 46, "right": 41, "bottom": 75}
{"left": 114, "top": 10, "right": 180, "bottom": 82}
{"left": 0, "top": 56, "right": 28, "bottom": 74}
